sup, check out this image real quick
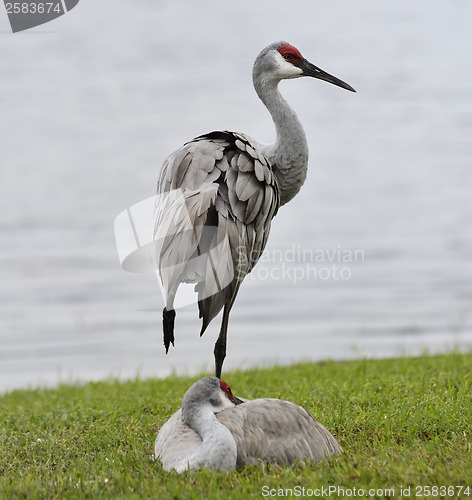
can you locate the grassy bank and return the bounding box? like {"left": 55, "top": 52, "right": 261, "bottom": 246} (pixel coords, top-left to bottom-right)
{"left": 1, "top": 352, "right": 471, "bottom": 499}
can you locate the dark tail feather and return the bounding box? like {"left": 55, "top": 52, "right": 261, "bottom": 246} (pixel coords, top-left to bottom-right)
{"left": 198, "top": 298, "right": 214, "bottom": 337}
{"left": 163, "top": 307, "right": 176, "bottom": 353}
{"left": 199, "top": 319, "right": 209, "bottom": 338}
{"left": 198, "top": 284, "right": 236, "bottom": 337}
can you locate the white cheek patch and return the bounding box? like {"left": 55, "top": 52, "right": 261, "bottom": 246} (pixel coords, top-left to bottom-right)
{"left": 274, "top": 51, "right": 303, "bottom": 79}
{"left": 219, "top": 391, "right": 235, "bottom": 409}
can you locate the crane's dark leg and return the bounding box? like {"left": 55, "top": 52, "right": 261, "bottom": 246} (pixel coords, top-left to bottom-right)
{"left": 162, "top": 307, "right": 176, "bottom": 353}
{"left": 214, "top": 304, "right": 231, "bottom": 379}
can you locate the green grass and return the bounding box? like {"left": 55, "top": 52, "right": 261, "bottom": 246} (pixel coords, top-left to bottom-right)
{"left": 1, "top": 352, "right": 471, "bottom": 499}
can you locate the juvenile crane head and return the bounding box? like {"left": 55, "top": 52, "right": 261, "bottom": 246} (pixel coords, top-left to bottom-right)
{"left": 181, "top": 377, "right": 243, "bottom": 425}
{"left": 253, "top": 41, "right": 356, "bottom": 92}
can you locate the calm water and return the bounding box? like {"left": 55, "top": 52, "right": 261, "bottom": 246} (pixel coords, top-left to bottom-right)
{"left": 1, "top": 1, "right": 471, "bottom": 392}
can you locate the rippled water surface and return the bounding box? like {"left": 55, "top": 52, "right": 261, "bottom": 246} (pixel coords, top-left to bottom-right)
{"left": 1, "top": 1, "right": 471, "bottom": 392}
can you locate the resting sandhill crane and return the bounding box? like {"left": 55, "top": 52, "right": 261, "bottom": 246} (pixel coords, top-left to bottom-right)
{"left": 155, "top": 41, "right": 355, "bottom": 378}
{"left": 154, "top": 377, "right": 342, "bottom": 472}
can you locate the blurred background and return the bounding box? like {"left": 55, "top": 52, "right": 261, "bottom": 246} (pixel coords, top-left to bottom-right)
{"left": 1, "top": 0, "right": 471, "bottom": 392}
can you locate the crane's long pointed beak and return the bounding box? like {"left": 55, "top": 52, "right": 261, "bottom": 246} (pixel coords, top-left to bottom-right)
{"left": 301, "top": 59, "right": 356, "bottom": 92}
{"left": 233, "top": 396, "right": 244, "bottom": 405}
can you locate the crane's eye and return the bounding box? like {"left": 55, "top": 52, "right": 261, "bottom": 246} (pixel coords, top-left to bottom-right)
{"left": 284, "top": 53, "right": 294, "bottom": 61}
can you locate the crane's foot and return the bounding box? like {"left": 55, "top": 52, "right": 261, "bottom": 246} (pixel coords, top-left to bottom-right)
{"left": 163, "top": 307, "right": 176, "bottom": 353}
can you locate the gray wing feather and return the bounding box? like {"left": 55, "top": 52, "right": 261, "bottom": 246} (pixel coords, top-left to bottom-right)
{"left": 253, "top": 159, "right": 265, "bottom": 182}
{"left": 217, "top": 399, "right": 342, "bottom": 466}
{"left": 154, "top": 185, "right": 220, "bottom": 303}
{"left": 235, "top": 172, "right": 260, "bottom": 202}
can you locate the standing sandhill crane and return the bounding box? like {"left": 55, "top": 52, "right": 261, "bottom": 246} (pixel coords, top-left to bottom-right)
{"left": 154, "top": 376, "right": 341, "bottom": 472}
{"left": 155, "top": 41, "right": 355, "bottom": 378}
